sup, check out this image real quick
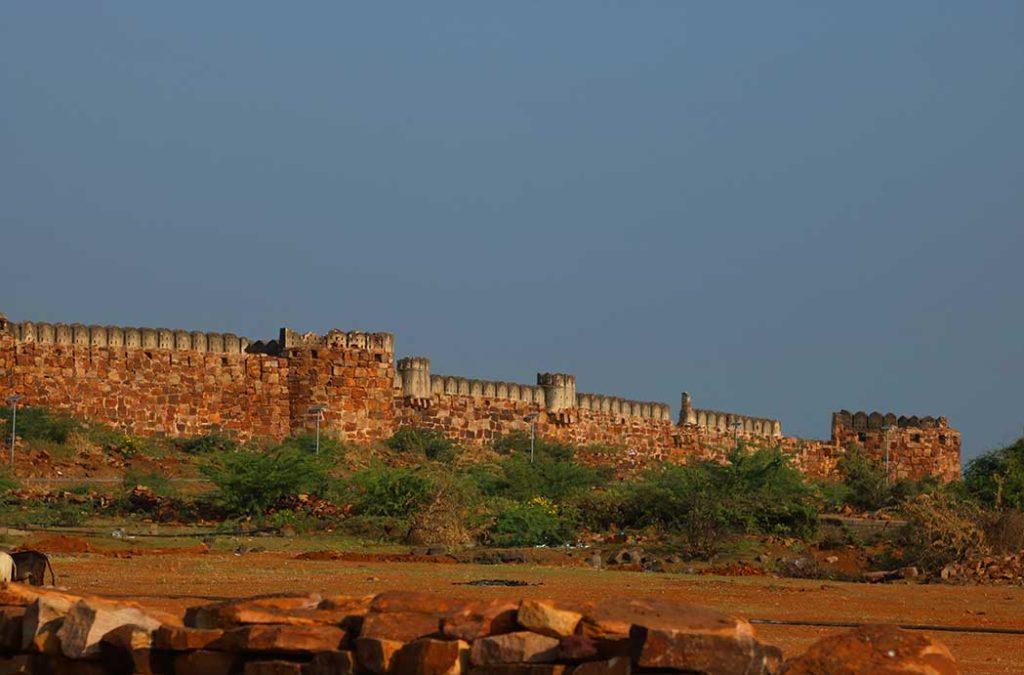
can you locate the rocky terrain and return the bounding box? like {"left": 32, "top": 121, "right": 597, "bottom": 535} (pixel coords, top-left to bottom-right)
{"left": 0, "top": 583, "right": 959, "bottom": 674}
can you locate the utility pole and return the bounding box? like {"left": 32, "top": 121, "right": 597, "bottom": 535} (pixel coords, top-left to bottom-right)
{"left": 7, "top": 395, "right": 22, "bottom": 467}
{"left": 308, "top": 406, "right": 326, "bottom": 454}
{"left": 524, "top": 413, "right": 539, "bottom": 463}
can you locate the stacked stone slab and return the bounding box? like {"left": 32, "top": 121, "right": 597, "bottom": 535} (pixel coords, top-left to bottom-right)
{"left": 0, "top": 584, "right": 959, "bottom": 674}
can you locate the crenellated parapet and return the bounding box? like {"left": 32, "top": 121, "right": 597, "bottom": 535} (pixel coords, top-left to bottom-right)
{"left": 677, "top": 392, "right": 781, "bottom": 437}
{"left": 272, "top": 327, "right": 394, "bottom": 355}
{"left": 576, "top": 393, "right": 671, "bottom": 421}
{"left": 10, "top": 319, "right": 252, "bottom": 354}
{"left": 429, "top": 374, "right": 547, "bottom": 405}
{"left": 832, "top": 410, "right": 949, "bottom": 431}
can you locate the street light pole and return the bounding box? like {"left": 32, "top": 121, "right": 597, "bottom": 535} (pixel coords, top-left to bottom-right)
{"left": 524, "top": 413, "right": 539, "bottom": 463}
{"left": 308, "top": 406, "right": 326, "bottom": 455}
{"left": 7, "top": 395, "right": 22, "bottom": 467}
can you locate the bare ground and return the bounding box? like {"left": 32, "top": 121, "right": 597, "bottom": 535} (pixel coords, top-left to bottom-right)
{"left": 27, "top": 539, "right": 1024, "bottom": 674}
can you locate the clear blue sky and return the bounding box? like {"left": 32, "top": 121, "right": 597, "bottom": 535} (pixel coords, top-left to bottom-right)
{"left": 2, "top": 3, "right": 1021, "bottom": 461}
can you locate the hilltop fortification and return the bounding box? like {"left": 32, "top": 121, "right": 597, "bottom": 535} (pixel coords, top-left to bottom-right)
{"left": 0, "top": 313, "right": 960, "bottom": 481}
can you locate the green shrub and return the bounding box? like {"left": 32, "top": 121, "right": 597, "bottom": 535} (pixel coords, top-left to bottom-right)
{"left": 277, "top": 433, "right": 346, "bottom": 458}
{"left": 122, "top": 468, "right": 176, "bottom": 498}
{"left": 895, "top": 493, "right": 987, "bottom": 572}
{"left": 0, "top": 406, "right": 79, "bottom": 443}
{"left": 337, "top": 515, "right": 411, "bottom": 541}
{"left": 343, "top": 465, "right": 434, "bottom": 518}
{"left": 487, "top": 498, "right": 576, "bottom": 547}
{"left": 174, "top": 433, "right": 239, "bottom": 455}
{"left": 964, "top": 438, "right": 1024, "bottom": 509}
{"left": 0, "top": 468, "right": 18, "bottom": 495}
{"left": 201, "top": 446, "right": 333, "bottom": 516}
{"left": 493, "top": 431, "right": 574, "bottom": 462}
{"left": 598, "top": 447, "right": 818, "bottom": 555}
{"left": 468, "top": 452, "right": 610, "bottom": 504}
{"left": 834, "top": 445, "right": 892, "bottom": 511}
{"left": 386, "top": 427, "right": 458, "bottom": 462}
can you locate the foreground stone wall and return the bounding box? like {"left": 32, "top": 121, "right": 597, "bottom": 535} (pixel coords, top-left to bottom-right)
{"left": 0, "top": 584, "right": 959, "bottom": 674}
{"left": 0, "top": 312, "right": 961, "bottom": 480}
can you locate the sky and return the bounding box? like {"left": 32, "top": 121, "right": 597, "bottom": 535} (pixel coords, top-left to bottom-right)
{"left": 1, "top": 3, "right": 1022, "bottom": 461}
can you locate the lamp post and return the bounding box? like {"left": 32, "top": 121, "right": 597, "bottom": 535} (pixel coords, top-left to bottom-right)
{"left": 731, "top": 419, "right": 743, "bottom": 450}
{"left": 524, "top": 413, "right": 539, "bottom": 463}
{"left": 7, "top": 395, "right": 22, "bottom": 467}
{"left": 881, "top": 425, "right": 892, "bottom": 485}
{"left": 308, "top": 406, "right": 326, "bottom": 454}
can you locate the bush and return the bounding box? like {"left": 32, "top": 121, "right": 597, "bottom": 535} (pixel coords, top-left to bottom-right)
{"left": 122, "top": 468, "right": 176, "bottom": 498}
{"left": 277, "top": 433, "right": 346, "bottom": 458}
{"left": 201, "top": 446, "right": 333, "bottom": 516}
{"left": 469, "top": 453, "right": 610, "bottom": 504}
{"left": 834, "top": 446, "right": 892, "bottom": 511}
{"left": 895, "top": 493, "right": 987, "bottom": 572}
{"left": 386, "top": 427, "right": 458, "bottom": 462}
{"left": 964, "top": 438, "right": 1024, "bottom": 509}
{"left": 0, "top": 468, "right": 18, "bottom": 495}
{"left": 174, "top": 433, "right": 239, "bottom": 455}
{"left": 493, "top": 432, "right": 574, "bottom": 462}
{"left": 407, "top": 470, "right": 484, "bottom": 548}
{"left": 487, "top": 498, "right": 576, "bottom": 547}
{"left": 0, "top": 406, "right": 79, "bottom": 443}
{"left": 343, "top": 465, "right": 434, "bottom": 518}
{"left": 983, "top": 509, "right": 1024, "bottom": 554}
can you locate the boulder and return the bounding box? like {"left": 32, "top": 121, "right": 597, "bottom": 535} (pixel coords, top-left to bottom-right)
{"left": 304, "top": 651, "right": 355, "bottom": 675}
{"left": 441, "top": 600, "right": 519, "bottom": 642}
{"left": 354, "top": 637, "right": 404, "bottom": 674}
{"left": 390, "top": 638, "right": 470, "bottom": 675}
{"left": 569, "top": 657, "right": 631, "bottom": 674}
{"left": 469, "top": 666, "right": 568, "bottom": 674}
{"left": 223, "top": 624, "right": 346, "bottom": 653}
{"left": 185, "top": 594, "right": 324, "bottom": 629}
{"left": 21, "top": 595, "right": 74, "bottom": 652}
{"left": 56, "top": 599, "right": 163, "bottom": 659}
{"left": 174, "top": 649, "right": 241, "bottom": 675}
{"left": 360, "top": 611, "right": 442, "bottom": 642}
{"left": 780, "top": 624, "right": 958, "bottom": 674}
{"left": 517, "top": 600, "right": 581, "bottom": 638}
{"left": 470, "top": 631, "right": 561, "bottom": 666}
{"left": 0, "top": 607, "right": 26, "bottom": 651}
{"left": 579, "top": 598, "right": 777, "bottom": 674}
{"left": 244, "top": 661, "right": 304, "bottom": 675}
{"left": 152, "top": 625, "right": 225, "bottom": 650}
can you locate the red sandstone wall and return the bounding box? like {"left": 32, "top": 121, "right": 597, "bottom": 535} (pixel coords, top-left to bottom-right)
{"left": 0, "top": 336, "right": 290, "bottom": 440}
{"left": 286, "top": 345, "right": 395, "bottom": 442}
{"left": 832, "top": 424, "right": 961, "bottom": 482}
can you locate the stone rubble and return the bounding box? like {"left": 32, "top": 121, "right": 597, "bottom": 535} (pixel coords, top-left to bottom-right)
{"left": 0, "top": 582, "right": 960, "bottom": 674}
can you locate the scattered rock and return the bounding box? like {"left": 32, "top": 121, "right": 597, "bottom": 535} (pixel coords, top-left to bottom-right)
{"left": 470, "top": 631, "right": 561, "bottom": 665}
{"left": 518, "top": 600, "right": 582, "bottom": 638}
{"left": 56, "top": 599, "right": 162, "bottom": 659}
{"left": 780, "top": 624, "right": 957, "bottom": 674}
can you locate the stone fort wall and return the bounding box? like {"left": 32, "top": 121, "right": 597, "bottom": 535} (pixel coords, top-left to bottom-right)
{"left": 0, "top": 313, "right": 961, "bottom": 480}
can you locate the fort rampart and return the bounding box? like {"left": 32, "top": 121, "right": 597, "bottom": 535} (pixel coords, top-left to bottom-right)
{"left": 0, "top": 313, "right": 961, "bottom": 480}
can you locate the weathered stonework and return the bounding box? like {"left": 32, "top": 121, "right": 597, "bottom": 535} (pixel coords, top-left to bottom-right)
{"left": 0, "top": 313, "right": 961, "bottom": 480}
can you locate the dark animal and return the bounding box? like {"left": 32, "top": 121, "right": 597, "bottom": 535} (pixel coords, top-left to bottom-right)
{"left": 10, "top": 550, "right": 55, "bottom": 586}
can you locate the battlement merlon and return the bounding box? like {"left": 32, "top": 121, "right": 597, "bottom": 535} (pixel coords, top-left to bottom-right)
{"left": 678, "top": 392, "right": 782, "bottom": 438}
{"left": 832, "top": 410, "right": 950, "bottom": 432}
{"left": 277, "top": 327, "right": 395, "bottom": 354}
{"left": 397, "top": 357, "right": 432, "bottom": 398}
{"left": 537, "top": 372, "right": 576, "bottom": 411}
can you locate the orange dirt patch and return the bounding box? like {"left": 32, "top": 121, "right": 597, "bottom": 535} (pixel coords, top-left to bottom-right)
{"left": 27, "top": 534, "right": 95, "bottom": 554}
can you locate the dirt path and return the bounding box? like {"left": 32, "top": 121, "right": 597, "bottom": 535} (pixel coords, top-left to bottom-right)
{"left": 45, "top": 549, "right": 1024, "bottom": 674}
